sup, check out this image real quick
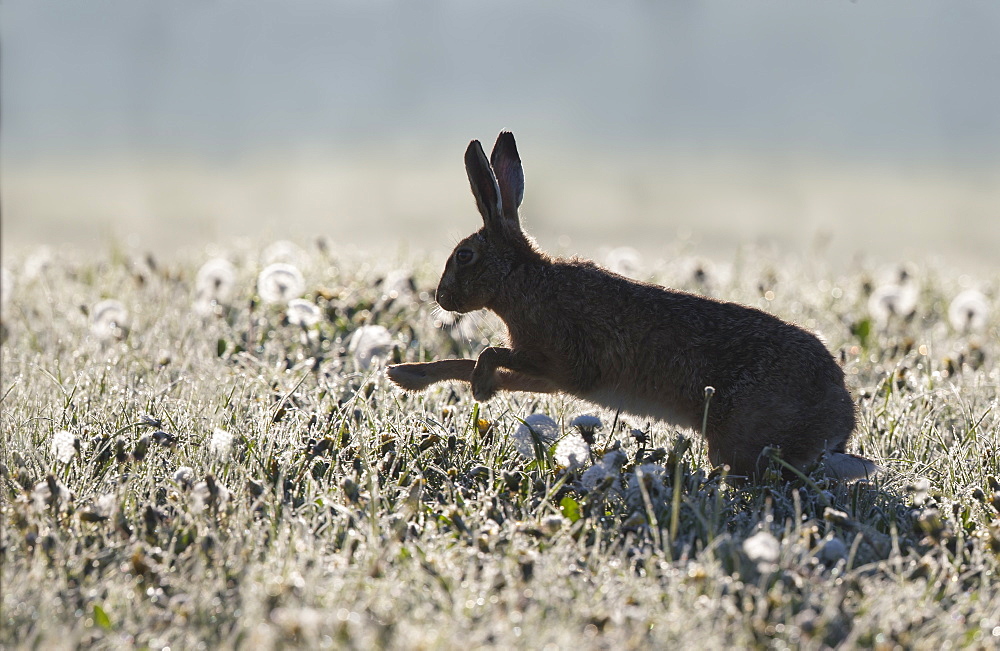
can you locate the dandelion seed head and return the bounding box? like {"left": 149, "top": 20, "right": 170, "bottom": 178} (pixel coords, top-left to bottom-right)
{"left": 743, "top": 530, "right": 781, "bottom": 569}
{"left": 868, "top": 283, "right": 918, "bottom": 326}
{"left": 347, "top": 324, "right": 393, "bottom": 369}
{"left": 570, "top": 414, "right": 603, "bottom": 431}
{"left": 271, "top": 607, "right": 323, "bottom": 639}
{"left": 91, "top": 299, "right": 130, "bottom": 340}
{"left": 512, "top": 414, "right": 559, "bottom": 459}
{"left": 581, "top": 448, "right": 626, "bottom": 493}
{"left": 287, "top": 298, "right": 321, "bottom": 327}
{"left": 948, "top": 289, "right": 990, "bottom": 333}
{"left": 257, "top": 263, "right": 305, "bottom": 305}
{"left": 173, "top": 466, "right": 195, "bottom": 488}
{"left": 818, "top": 536, "right": 848, "bottom": 564}
{"left": 86, "top": 493, "right": 119, "bottom": 520}
{"left": 554, "top": 434, "right": 590, "bottom": 470}
{"left": 209, "top": 428, "right": 234, "bottom": 456}
{"left": 604, "top": 246, "right": 643, "bottom": 279}
{"left": 262, "top": 240, "right": 306, "bottom": 266}
{"left": 50, "top": 430, "right": 76, "bottom": 464}
{"left": 32, "top": 476, "right": 71, "bottom": 512}
{"left": 1, "top": 267, "right": 13, "bottom": 312}
{"left": 191, "top": 476, "right": 231, "bottom": 513}
{"left": 380, "top": 269, "right": 415, "bottom": 301}
{"left": 541, "top": 515, "right": 565, "bottom": 535}
{"left": 910, "top": 477, "right": 931, "bottom": 506}
{"left": 624, "top": 463, "right": 668, "bottom": 511}
{"left": 195, "top": 258, "right": 237, "bottom": 304}
{"left": 24, "top": 246, "right": 53, "bottom": 280}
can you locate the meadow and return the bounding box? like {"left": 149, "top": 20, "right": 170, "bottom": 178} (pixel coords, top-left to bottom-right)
{"left": 1, "top": 238, "right": 998, "bottom": 649}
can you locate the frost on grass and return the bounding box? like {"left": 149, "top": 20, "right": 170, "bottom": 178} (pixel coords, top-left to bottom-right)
{"left": 3, "top": 243, "right": 1000, "bottom": 650}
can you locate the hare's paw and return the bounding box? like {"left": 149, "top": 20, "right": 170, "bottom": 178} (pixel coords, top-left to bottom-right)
{"left": 471, "top": 368, "right": 499, "bottom": 403}
{"left": 386, "top": 364, "right": 432, "bottom": 391}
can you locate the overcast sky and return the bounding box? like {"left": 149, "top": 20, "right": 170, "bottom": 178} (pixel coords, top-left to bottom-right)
{"left": 5, "top": 1, "right": 998, "bottom": 163}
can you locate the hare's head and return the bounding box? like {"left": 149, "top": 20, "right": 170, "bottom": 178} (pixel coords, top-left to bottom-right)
{"left": 436, "top": 132, "right": 537, "bottom": 313}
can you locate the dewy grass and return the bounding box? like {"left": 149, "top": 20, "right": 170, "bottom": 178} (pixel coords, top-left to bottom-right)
{"left": 1, "top": 241, "right": 999, "bottom": 649}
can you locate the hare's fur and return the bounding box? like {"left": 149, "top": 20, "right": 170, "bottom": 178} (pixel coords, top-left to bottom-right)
{"left": 388, "top": 132, "right": 877, "bottom": 480}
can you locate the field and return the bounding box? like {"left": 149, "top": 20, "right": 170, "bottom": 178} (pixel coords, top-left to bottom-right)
{"left": 1, "top": 239, "right": 998, "bottom": 649}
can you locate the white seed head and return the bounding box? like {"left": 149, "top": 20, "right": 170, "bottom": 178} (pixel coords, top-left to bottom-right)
{"left": 209, "top": 428, "right": 234, "bottom": 456}
{"left": 381, "top": 269, "right": 415, "bottom": 301}
{"left": 261, "top": 240, "right": 306, "bottom": 266}
{"left": 195, "top": 258, "right": 237, "bottom": 304}
{"left": 570, "top": 414, "right": 603, "bottom": 431}
{"left": 541, "top": 515, "right": 565, "bottom": 535}
{"left": 50, "top": 430, "right": 76, "bottom": 464}
{"left": 1, "top": 267, "right": 13, "bottom": 312}
{"left": 512, "top": 414, "right": 559, "bottom": 459}
{"left": 581, "top": 448, "right": 627, "bottom": 493}
{"left": 32, "top": 477, "right": 71, "bottom": 511}
{"left": 911, "top": 477, "right": 931, "bottom": 505}
{"left": 287, "top": 298, "right": 322, "bottom": 327}
{"left": 24, "top": 246, "right": 53, "bottom": 280}
{"left": 868, "top": 283, "right": 918, "bottom": 326}
{"left": 624, "top": 463, "right": 668, "bottom": 511}
{"left": 347, "top": 325, "right": 393, "bottom": 369}
{"left": 743, "top": 530, "right": 781, "bottom": 568}
{"left": 191, "top": 477, "right": 231, "bottom": 513}
{"left": 173, "top": 466, "right": 195, "bottom": 488}
{"left": 948, "top": 289, "right": 990, "bottom": 333}
{"left": 605, "top": 246, "right": 643, "bottom": 279}
{"left": 91, "top": 299, "right": 130, "bottom": 340}
{"left": 818, "top": 536, "right": 848, "bottom": 564}
{"left": 554, "top": 434, "right": 590, "bottom": 470}
{"left": 95, "top": 493, "right": 118, "bottom": 518}
{"left": 257, "top": 263, "right": 305, "bottom": 305}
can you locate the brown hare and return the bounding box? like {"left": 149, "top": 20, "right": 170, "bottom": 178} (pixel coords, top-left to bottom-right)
{"left": 387, "top": 132, "right": 878, "bottom": 481}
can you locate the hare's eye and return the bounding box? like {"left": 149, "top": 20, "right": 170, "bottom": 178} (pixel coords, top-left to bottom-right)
{"left": 455, "top": 248, "right": 476, "bottom": 265}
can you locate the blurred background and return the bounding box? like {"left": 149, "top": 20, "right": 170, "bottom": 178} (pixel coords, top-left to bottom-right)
{"left": 3, "top": 1, "right": 999, "bottom": 268}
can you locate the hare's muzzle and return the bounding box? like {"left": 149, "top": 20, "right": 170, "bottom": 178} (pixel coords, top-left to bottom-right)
{"left": 435, "top": 287, "right": 455, "bottom": 311}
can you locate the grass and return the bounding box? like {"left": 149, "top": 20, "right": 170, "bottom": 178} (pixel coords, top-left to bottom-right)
{"left": 1, "top": 239, "right": 998, "bottom": 649}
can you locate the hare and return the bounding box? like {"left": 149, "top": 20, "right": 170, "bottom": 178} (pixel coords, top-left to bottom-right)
{"left": 387, "top": 132, "right": 878, "bottom": 480}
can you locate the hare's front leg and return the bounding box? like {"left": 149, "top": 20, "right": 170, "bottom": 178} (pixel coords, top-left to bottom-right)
{"left": 387, "top": 359, "right": 477, "bottom": 391}
{"left": 471, "top": 347, "right": 548, "bottom": 402}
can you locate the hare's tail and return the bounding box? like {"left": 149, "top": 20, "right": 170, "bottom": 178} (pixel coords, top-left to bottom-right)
{"left": 824, "top": 452, "right": 881, "bottom": 481}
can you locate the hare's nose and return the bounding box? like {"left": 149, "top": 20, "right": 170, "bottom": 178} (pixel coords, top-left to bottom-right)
{"left": 436, "top": 288, "right": 448, "bottom": 304}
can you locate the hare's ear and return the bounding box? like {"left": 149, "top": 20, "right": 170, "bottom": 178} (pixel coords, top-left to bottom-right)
{"left": 464, "top": 139, "right": 505, "bottom": 232}
{"left": 490, "top": 131, "right": 524, "bottom": 223}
